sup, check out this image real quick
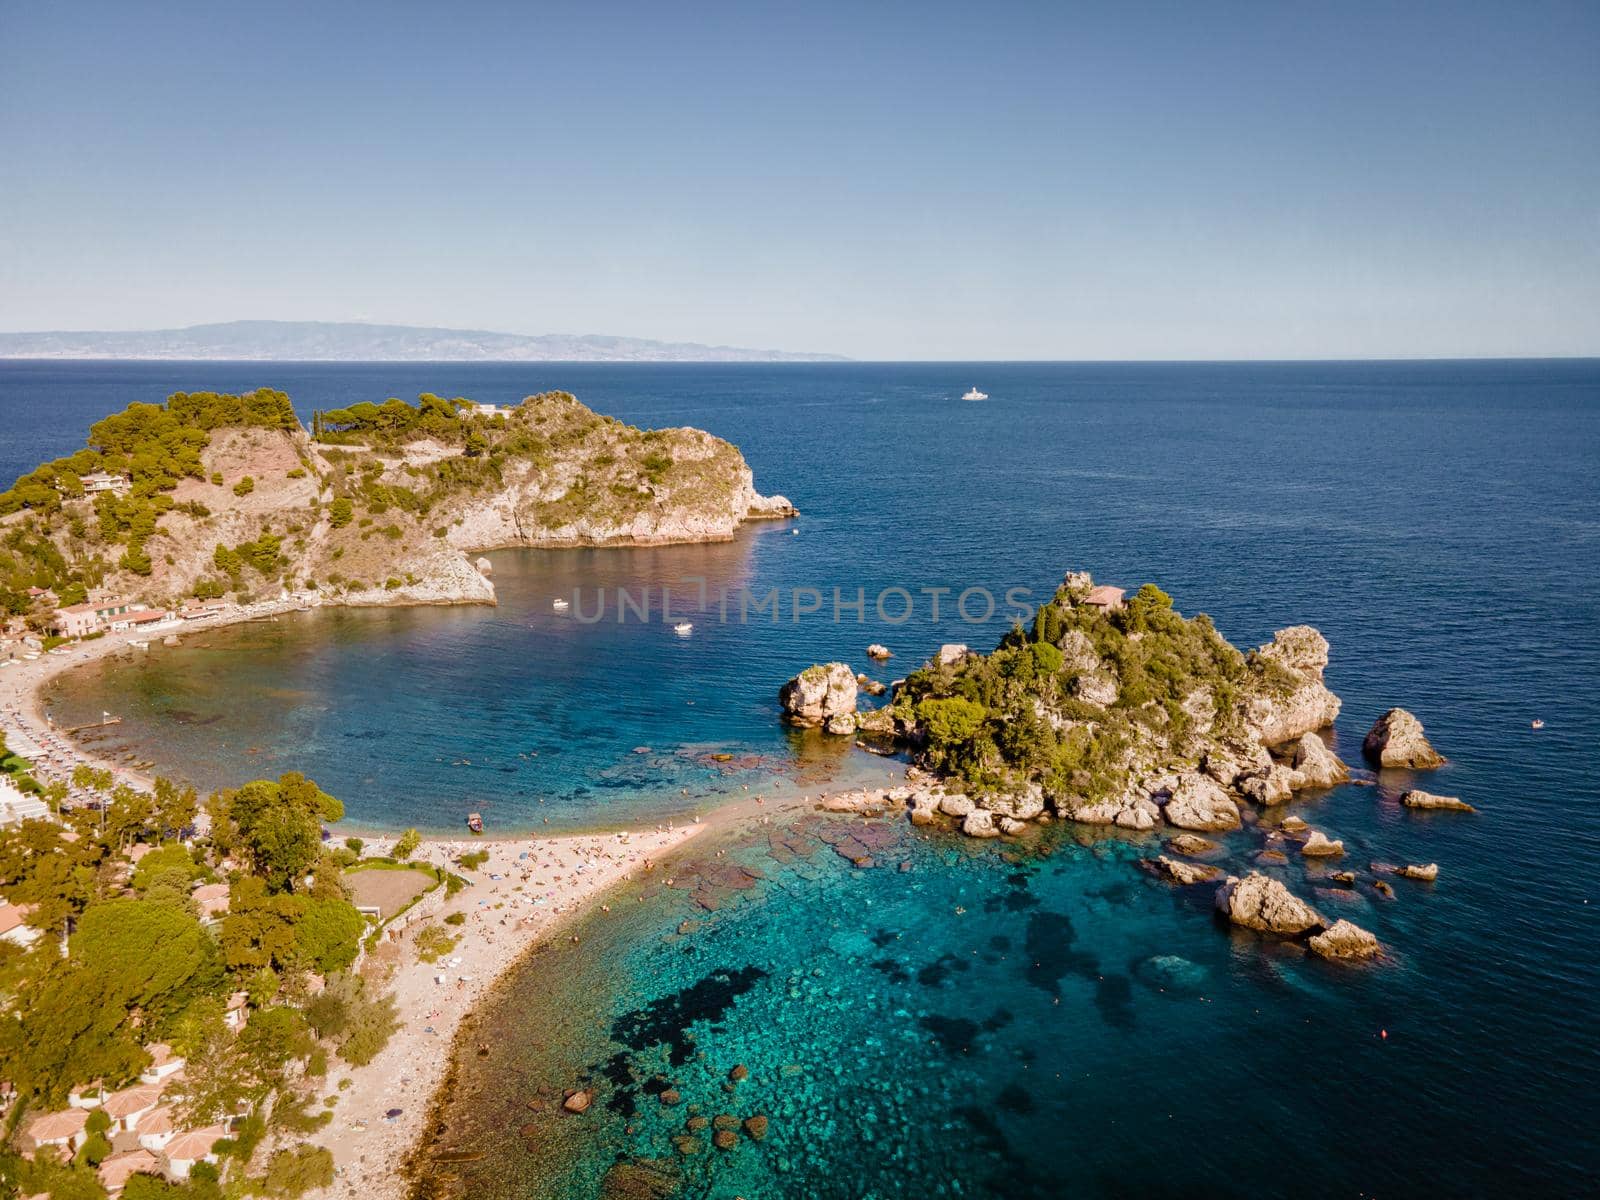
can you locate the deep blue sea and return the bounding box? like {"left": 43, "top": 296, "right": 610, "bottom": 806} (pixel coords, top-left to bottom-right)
{"left": 3, "top": 359, "right": 1599, "bottom": 1196}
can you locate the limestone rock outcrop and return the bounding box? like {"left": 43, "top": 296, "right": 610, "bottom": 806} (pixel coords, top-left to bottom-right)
{"left": 1309, "top": 919, "right": 1381, "bottom": 961}
{"left": 1288, "top": 734, "right": 1351, "bottom": 789}
{"left": 1243, "top": 627, "right": 1343, "bottom": 745}
{"left": 1396, "top": 862, "right": 1440, "bottom": 881}
{"left": 961, "top": 810, "right": 999, "bottom": 838}
{"left": 1363, "top": 709, "right": 1445, "bottom": 769}
{"left": 779, "top": 663, "right": 858, "bottom": 732}
{"left": 1214, "top": 872, "right": 1324, "bottom": 934}
{"left": 1162, "top": 773, "right": 1242, "bottom": 831}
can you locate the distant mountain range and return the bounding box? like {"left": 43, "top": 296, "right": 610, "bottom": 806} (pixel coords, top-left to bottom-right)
{"left": 0, "top": 320, "right": 847, "bottom": 363}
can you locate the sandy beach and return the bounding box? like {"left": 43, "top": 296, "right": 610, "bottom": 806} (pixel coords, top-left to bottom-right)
{"left": 302, "top": 826, "right": 701, "bottom": 1199}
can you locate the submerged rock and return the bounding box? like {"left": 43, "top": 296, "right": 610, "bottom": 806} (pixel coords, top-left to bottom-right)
{"left": 1309, "top": 919, "right": 1381, "bottom": 961}
{"left": 1300, "top": 830, "right": 1345, "bottom": 857}
{"left": 743, "top": 1114, "right": 769, "bottom": 1140}
{"left": 563, "top": 1089, "right": 594, "bottom": 1114}
{"left": 1167, "top": 833, "right": 1219, "bottom": 856}
{"left": 1364, "top": 708, "right": 1445, "bottom": 768}
{"left": 779, "top": 663, "right": 858, "bottom": 731}
{"left": 1163, "top": 773, "right": 1242, "bottom": 831}
{"left": 1400, "top": 789, "right": 1475, "bottom": 812}
{"left": 1214, "top": 872, "right": 1324, "bottom": 934}
{"left": 867, "top": 644, "right": 893, "bottom": 660}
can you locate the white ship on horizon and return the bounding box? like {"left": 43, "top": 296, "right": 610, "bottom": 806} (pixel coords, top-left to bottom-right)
{"left": 962, "top": 386, "right": 988, "bottom": 401}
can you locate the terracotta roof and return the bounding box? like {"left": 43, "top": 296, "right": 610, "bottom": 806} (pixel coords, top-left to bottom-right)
{"left": 191, "top": 883, "right": 229, "bottom": 901}
{"left": 1083, "top": 585, "right": 1126, "bottom": 607}
{"left": 121, "top": 609, "right": 170, "bottom": 624}
{"left": 144, "top": 1042, "right": 179, "bottom": 1067}
{"left": 226, "top": 990, "right": 248, "bottom": 1011}
{"left": 0, "top": 903, "right": 37, "bottom": 935}
{"left": 102, "top": 1083, "right": 164, "bottom": 1118}
{"left": 137, "top": 1104, "right": 175, "bottom": 1135}
{"left": 26, "top": 1107, "right": 88, "bottom": 1142}
{"left": 163, "top": 1124, "right": 229, "bottom": 1160}
{"left": 98, "top": 1148, "right": 159, "bottom": 1189}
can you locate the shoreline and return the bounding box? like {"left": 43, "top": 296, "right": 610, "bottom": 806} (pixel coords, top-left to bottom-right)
{"left": 305, "top": 822, "right": 706, "bottom": 1200}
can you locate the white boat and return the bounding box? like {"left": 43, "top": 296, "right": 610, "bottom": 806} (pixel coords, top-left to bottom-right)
{"left": 552, "top": 598, "right": 570, "bottom": 611}
{"left": 962, "top": 387, "right": 988, "bottom": 401}
{"left": 673, "top": 621, "right": 694, "bottom": 636}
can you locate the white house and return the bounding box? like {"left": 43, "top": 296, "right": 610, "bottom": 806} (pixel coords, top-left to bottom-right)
{"left": 23, "top": 1107, "right": 89, "bottom": 1153}
{"left": 100, "top": 1082, "right": 165, "bottom": 1133}
{"left": 97, "top": 1148, "right": 159, "bottom": 1195}
{"left": 160, "top": 1124, "right": 229, "bottom": 1179}
{"left": 135, "top": 1105, "right": 177, "bottom": 1152}
{"left": 67, "top": 1081, "right": 106, "bottom": 1109}
{"left": 223, "top": 990, "right": 249, "bottom": 1030}
{"left": 0, "top": 901, "right": 41, "bottom": 948}
{"left": 81, "top": 471, "right": 131, "bottom": 496}
{"left": 139, "top": 1043, "right": 187, "bottom": 1084}
{"left": 469, "top": 401, "right": 515, "bottom": 420}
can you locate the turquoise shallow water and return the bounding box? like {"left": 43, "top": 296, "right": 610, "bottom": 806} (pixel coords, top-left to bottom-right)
{"left": 5, "top": 359, "right": 1600, "bottom": 1194}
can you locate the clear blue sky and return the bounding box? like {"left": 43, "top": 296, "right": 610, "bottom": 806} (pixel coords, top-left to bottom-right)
{"left": 1, "top": 0, "right": 1596, "bottom": 359}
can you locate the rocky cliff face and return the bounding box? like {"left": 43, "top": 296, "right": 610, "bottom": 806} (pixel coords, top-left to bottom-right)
{"left": 3, "top": 390, "right": 792, "bottom": 614}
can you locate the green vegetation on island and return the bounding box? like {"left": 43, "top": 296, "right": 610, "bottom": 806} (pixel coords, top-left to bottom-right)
{"left": 0, "top": 387, "right": 777, "bottom": 626}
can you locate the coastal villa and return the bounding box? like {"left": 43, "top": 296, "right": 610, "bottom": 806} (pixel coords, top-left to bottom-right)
{"left": 97, "top": 1148, "right": 159, "bottom": 1195}
{"left": 160, "top": 1124, "right": 229, "bottom": 1178}
{"left": 0, "top": 900, "right": 41, "bottom": 947}
{"left": 192, "top": 882, "right": 230, "bottom": 921}
{"left": 80, "top": 471, "right": 131, "bottom": 496}
{"left": 469, "top": 400, "right": 515, "bottom": 419}
{"left": 1082, "top": 585, "right": 1126, "bottom": 612}
{"left": 21, "top": 1107, "right": 89, "bottom": 1153}
{"left": 1, "top": 776, "right": 51, "bottom": 827}
{"left": 135, "top": 1104, "right": 177, "bottom": 1152}
{"left": 51, "top": 596, "right": 133, "bottom": 637}
{"left": 140, "top": 1042, "right": 187, "bottom": 1084}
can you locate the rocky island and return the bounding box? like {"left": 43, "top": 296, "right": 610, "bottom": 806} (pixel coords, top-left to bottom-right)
{"left": 0, "top": 388, "right": 793, "bottom": 618}
{"left": 784, "top": 570, "right": 1470, "bottom": 962}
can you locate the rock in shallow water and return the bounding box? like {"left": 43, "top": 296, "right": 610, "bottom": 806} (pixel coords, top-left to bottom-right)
{"left": 1145, "top": 855, "right": 1222, "bottom": 885}
{"left": 1400, "top": 789, "right": 1475, "bottom": 812}
{"left": 1214, "top": 872, "right": 1324, "bottom": 934}
{"left": 1300, "top": 830, "right": 1345, "bottom": 857}
{"left": 1309, "top": 919, "right": 1381, "bottom": 960}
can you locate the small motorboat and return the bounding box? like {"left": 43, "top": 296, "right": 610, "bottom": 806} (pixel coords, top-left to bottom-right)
{"left": 1531, "top": 719, "right": 1545, "bottom": 730}
{"left": 674, "top": 621, "right": 694, "bottom": 636}
{"left": 466, "top": 812, "right": 484, "bottom": 833}
{"left": 962, "top": 387, "right": 988, "bottom": 401}
{"left": 552, "top": 598, "right": 570, "bottom": 611}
